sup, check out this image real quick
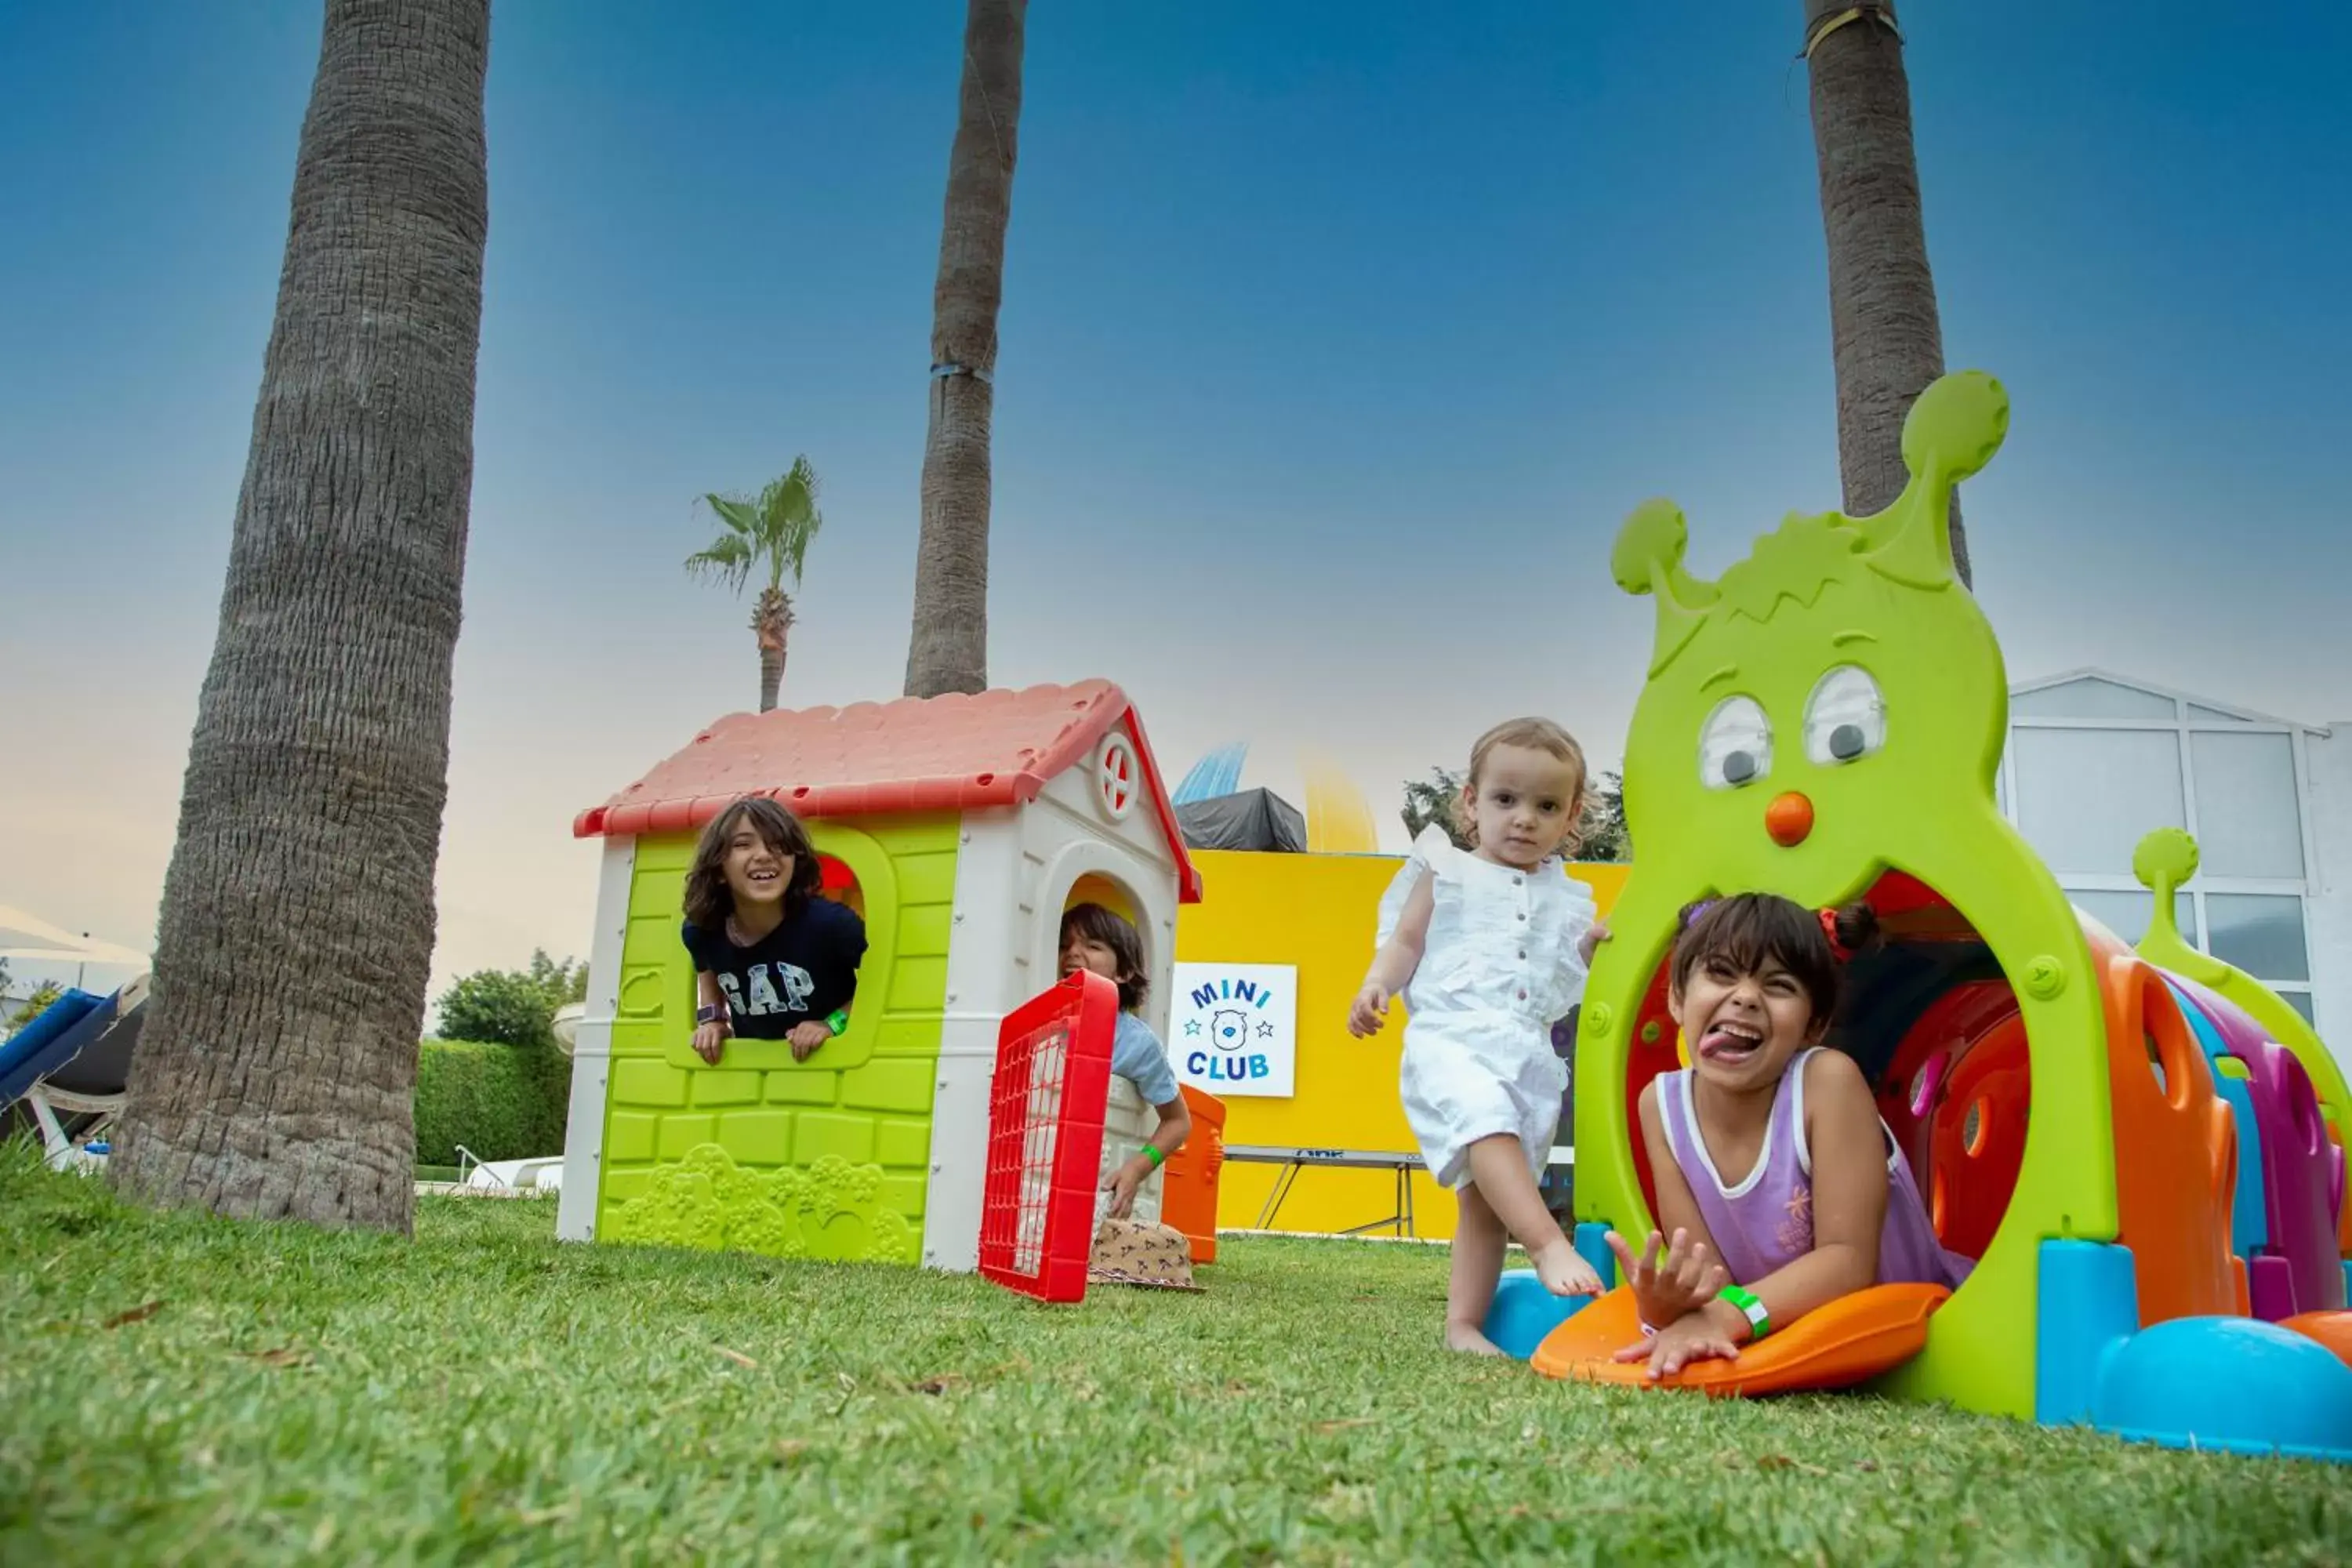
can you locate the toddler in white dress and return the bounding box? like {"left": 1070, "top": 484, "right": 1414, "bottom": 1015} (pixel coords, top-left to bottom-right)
{"left": 1349, "top": 717, "right": 1610, "bottom": 1353}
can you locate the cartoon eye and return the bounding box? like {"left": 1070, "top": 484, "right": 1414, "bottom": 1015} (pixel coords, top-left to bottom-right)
{"left": 1697, "top": 696, "right": 1773, "bottom": 789}
{"left": 1804, "top": 666, "right": 1887, "bottom": 765}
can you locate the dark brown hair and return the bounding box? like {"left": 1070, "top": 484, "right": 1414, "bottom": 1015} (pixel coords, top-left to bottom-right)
{"left": 1454, "top": 716, "right": 1592, "bottom": 855}
{"left": 1670, "top": 894, "right": 1880, "bottom": 1026}
{"left": 1059, "top": 902, "right": 1147, "bottom": 1011}
{"left": 683, "top": 796, "right": 823, "bottom": 931}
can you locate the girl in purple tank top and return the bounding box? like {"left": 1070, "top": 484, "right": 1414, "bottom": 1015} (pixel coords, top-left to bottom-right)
{"left": 1606, "top": 895, "right": 1973, "bottom": 1380}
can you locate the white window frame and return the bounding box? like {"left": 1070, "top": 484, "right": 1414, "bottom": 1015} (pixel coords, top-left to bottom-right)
{"left": 2002, "top": 670, "right": 2323, "bottom": 1017}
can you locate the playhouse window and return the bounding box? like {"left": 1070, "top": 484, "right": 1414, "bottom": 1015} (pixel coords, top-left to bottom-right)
{"left": 818, "top": 855, "right": 864, "bottom": 920}
{"left": 1054, "top": 874, "right": 1152, "bottom": 990}
{"left": 1061, "top": 873, "right": 1142, "bottom": 928}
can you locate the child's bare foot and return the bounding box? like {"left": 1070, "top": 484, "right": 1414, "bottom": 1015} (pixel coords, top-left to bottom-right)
{"left": 1530, "top": 1238, "right": 1604, "bottom": 1298}
{"left": 1444, "top": 1320, "right": 1505, "bottom": 1356}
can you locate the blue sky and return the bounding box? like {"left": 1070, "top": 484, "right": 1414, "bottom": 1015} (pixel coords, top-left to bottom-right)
{"left": 3, "top": 1, "right": 2347, "bottom": 1002}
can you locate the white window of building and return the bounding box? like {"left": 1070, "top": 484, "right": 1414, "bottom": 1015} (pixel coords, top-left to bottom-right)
{"left": 2002, "top": 672, "right": 2320, "bottom": 1024}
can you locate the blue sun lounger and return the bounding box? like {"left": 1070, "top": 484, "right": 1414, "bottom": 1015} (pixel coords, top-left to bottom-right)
{"left": 1, "top": 977, "right": 147, "bottom": 1170}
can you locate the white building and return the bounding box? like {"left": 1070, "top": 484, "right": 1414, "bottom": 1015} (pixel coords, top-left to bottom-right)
{"left": 1998, "top": 670, "right": 2350, "bottom": 1066}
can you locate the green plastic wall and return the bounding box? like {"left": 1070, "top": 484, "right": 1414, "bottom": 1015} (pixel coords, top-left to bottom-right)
{"left": 591, "top": 813, "right": 959, "bottom": 1265}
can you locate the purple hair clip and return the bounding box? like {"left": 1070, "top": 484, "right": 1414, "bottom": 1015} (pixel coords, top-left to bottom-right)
{"left": 1676, "top": 898, "right": 1717, "bottom": 933}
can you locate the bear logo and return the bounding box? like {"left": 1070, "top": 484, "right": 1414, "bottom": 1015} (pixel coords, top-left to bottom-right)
{"left": 1210, "top": 1008, "right": 1249, "bottom": 1054}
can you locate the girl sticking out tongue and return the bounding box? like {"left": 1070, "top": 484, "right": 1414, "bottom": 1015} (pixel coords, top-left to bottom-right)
{"left": 1608, "top": 894, "right": 1971, "bottom": 1379}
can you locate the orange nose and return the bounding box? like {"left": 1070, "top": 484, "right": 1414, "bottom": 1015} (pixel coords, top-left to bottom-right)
{"left": 1766, "top": 791, "right": 1814, "bottom": 847}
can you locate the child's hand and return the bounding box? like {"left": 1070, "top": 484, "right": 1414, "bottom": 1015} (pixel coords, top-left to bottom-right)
{"left": 1347, "top": 985, "right": 1390, "bottom": 1037}
{"left": 1611, "top": 1310, "right": 1740, "bottom": 1381}
{"left": 1105, "top": 1157, "right": 1147, "bottom": 1219}
{"left": 1606, "top": 1227, "right": 1728, "bottom": 1326}
{"left": 1578, "top": 918, "right": 1612, "bottom": 967}
{"left": 787, "top": 1021, "right": 832, "bottom": 1062}
{"left": 691, "top": 1022, "right": 729, "bottom": 1065}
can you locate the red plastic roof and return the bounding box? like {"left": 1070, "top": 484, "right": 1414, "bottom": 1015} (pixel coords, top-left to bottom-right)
{"left": 574, "top": 679, "right": 1202, "bottom": 902}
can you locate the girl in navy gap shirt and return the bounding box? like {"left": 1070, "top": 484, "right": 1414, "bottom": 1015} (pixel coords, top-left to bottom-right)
{"left": 681, "top": 796, "right": 867, "bottom": 1065}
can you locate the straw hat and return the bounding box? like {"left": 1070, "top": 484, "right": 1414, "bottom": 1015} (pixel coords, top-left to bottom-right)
{"left": 1087, "top": 1215, "right": 1200, "bottom": 1290}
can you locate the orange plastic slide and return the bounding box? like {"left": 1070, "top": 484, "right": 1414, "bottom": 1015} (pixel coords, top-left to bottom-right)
{"left": 2282, "top": 1311, "right": 2352, "bottom": 1370}
{"left": 1530, "top": 1283, "right": 1951, "bottom": 1395}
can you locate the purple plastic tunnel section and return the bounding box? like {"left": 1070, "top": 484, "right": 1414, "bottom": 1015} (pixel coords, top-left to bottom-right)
{"left": 2164, "top": 973, "right": 2347, "bottom": 1321}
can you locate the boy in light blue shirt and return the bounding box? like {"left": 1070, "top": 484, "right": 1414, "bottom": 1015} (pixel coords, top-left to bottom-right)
{"left": 1058, "top": 902, "right": 1192, "bottom": 1217}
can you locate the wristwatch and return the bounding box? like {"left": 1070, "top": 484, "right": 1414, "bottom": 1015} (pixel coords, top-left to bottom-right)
{"left": 696, "top": 1003, "right": 727, "bottom": 1026}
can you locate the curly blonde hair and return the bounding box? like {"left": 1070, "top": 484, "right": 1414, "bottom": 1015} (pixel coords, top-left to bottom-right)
{"left": 1452, "top": 717, "right": 1592, "bottom": 858}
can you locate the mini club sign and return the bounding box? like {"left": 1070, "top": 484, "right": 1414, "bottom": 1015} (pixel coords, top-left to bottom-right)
{"left": 1169, "top": 962, "right": 1297, "bottom": 1098}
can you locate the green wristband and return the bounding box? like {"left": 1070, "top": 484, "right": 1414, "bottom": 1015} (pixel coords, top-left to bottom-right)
{"left": 826, "top": 1009, "right": 851, "bottom": 1036}
{"left": 1719, "top": 1283, "right": 1769, "bottom": 1340}
{"left": 1139, "top": 1143, "right": 1164, "bottom": 1168}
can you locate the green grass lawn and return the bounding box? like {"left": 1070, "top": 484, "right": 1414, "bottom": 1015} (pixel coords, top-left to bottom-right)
{"left": 3, "top": 1146, "right": 2347, "bottom": 1566}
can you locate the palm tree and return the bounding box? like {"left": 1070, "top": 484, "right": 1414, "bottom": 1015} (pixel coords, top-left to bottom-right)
{"left": 904, "top": 0, "right": 1027, "bottom": 699}
{"left": 1800, "top": 0, "right": 1971, "bottom": 586}
{"left": 109, "top": 0, "right": 492, "bottom": 1234}
{"left": 685, "top": 457, "right": 825, "bottom": 713}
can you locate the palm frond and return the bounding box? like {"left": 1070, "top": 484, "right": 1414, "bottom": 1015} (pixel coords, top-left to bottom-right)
{"left": 683, "top": 531, "right": 756, "bottom": 595}
{"left": 760, "top": 455, "right": 826, "bottom": 591}
{"left": 692, "top": 459, "right": 828, "bottom": 597}
{"left": 701, "top": 493, "right": 763, "bottom": 538}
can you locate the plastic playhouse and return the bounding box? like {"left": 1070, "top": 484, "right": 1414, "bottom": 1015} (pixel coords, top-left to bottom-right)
{"left": 554, "top": 679, "right": 1213, "bottom": 1273}
{"left": 1487, "top": 370, "right": 2352, "bottom": 1461}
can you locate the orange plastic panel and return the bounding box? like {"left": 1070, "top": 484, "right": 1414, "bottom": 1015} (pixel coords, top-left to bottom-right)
{"left": 1871, "top": 979, "right": 2030, "bottom": 1261}
{"left": 1160, "top": 1085, "right": 1228, "bottom": 1265}
{"left": 2281, "top": 1310, "right": 2352, "bottom": 1370}
{"left": 2096, "top": 943, "right": 2239, "bottom": 1324}
{"left": 1528, "top": 1283, "right": 1949, "bottom": 1396}
{"left": 1877, "top": 982, "right": 2005, "bottom": 1174}
{"left": 1923, "top": 1015, "right": 2031, "bottom": 1260}
{"left": 1624, "top": 962, "right": 1679, "bottom": 1222}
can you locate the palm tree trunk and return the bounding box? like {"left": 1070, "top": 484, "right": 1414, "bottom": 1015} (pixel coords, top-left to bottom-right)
{"left": 110, "top": 0, "right": 492, "bottom": 1233}
{"left": 758, "top": 643, "right": 784, "bottom": 713}
{"left": 904, "top": 0, "right": 1026, "bottom": 699}
{"left": 753, "top": 587, "right": 792, "bottom": 713}
{"left": 1801, "top": 0, "right": 1970, "bottom": 586}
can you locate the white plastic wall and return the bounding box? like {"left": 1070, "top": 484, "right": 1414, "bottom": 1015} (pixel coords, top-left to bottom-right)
{"left": 556, "top": 835, "right": 636, "bottom": 1242}
{"left": 923, "top": 717, "right": 1185, "bottom": 1272}
{"left": 2303, "top": 724, "right": 2352, "bottom": 1076}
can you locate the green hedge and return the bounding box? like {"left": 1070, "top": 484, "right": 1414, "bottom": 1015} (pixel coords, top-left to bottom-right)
{"left": 414, "top": 1038, "right": 572, "bottom": 1166}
